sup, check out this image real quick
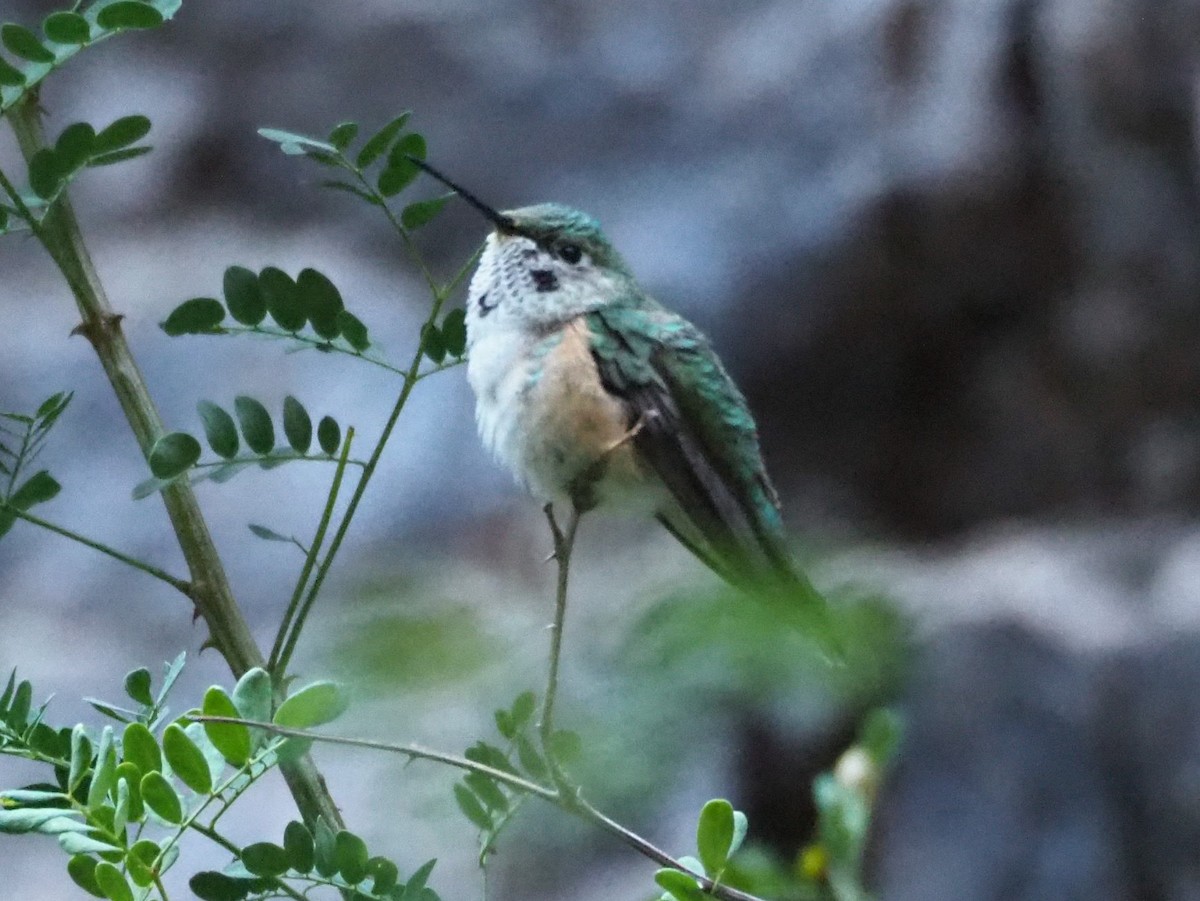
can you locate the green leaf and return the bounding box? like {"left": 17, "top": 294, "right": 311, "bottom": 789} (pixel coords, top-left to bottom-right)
{"left": 282, "top": 396, "right": 312, "bottom": 453}
{"left": 336, "top": 309, "right": 369, "bottom": 351}
{"left": 248, "top": 523, "right": 291, "bottom": 543}
{"left": 27, "top": 722, "right": 65, "bottom": 756}
{"left": 453, "top": 782, "right": 492, "bottom": 830}
{"left": 355, "top": 113, "right": 411, "bottom": 168}
{"left": 231, "top": 668, "right": 272, "bottom": 746}
{"left": 202, "top": 686, "right": 250, "bottom": 766}
{"left": 1, "top": 23, "right": 54, "bottom": 62}
{"left": 313, "top": 817, "right": 337, "bottom": 878}
{"left": 6, "top": 679, "right": 31, "bottom": 729}
{"left": 0, "top": 788, "right": 66, "bottom": 804}
{"left": 96, "top": 3, "right": 164, "bottom": 30}
{"left": 464, "top": 741, "right": 519, "bottom": 776}
{"left": 162, "top": 723, "right": 212, "bottom": 794}
{"left": 87, "top": 726, "right": 117, "bottom": 809}
{"left": 515, "top": 735, "right": 547, "bottom": 779}
{"left": 0, "top": 470, "right": 60, "bottom": 537}
{"left": 93, "top": 115, "right": 152, "bottom": 154}
{"left": 464, "top": 772, "right": 507, "bottom": 813}
{"left": 696, "top": 798, "right": 735, "bottom": 876}
{"left": 147, "top": 432, "right": 201, "bottom": 479}
{"left": 328, "top": 121, "right": 358, "bottom": 150}
{"left": 401, "top": 193, "right": 451, "bottom": 230}
{"left": 139, "top": 771, "right": 182, "bottom": 824}
{"left": 159, "top": 651, "right": 186, "bottom": 703}
{"left": 123, "top": 668, "right": 153, "bottom": 706}
{"left": 67, "top": 853, "right": 105, "bottom": 898}
{"left": 377, "top": 158, "right": 419, "bottom": 197}
{"left": 28, "top": 148, "right": 62, "bottom": 200}
{"left": 389, "top": 132, "right": 427, "bottom": 165}
{"left": 0, "top": 56, "right": 23, "bottom": 87}
{"left": 121, "top": 722, "right": 161, "bottom": 775}
{"left": 233, "top": 396, "right": 274, "bottom": 455}
{"left": 654, "top": 869, "right": 708, "bottom": 901}
{"left": 0, "top": 807, "right": 80, "bottom": 833}
{"left": 403, "top": 859, "right": 436, "bottom": 898}
{"left": 11, "top": 469, "right": 61, "bottom": 508}
{"left": 493, "top": 710, "right": 514, "bottom": 740}
{"left": 283, "top": 820, "right": 314, "bottom": 873}
{"left": 197, "top": 401, "right": 239, "bottom": 459}
{"left": 43, "top": 11, "right": 91, "bottom": 44}
{"left": 335, "top": 830, "right": 369, "bottom": 884}
{"left": 67, "top": 724, "right": 91, "bottom": 793}
{"left": 316, "top": 415, "right": 340, "bottom": 455}
{"left": 59, "top": 832, "right": 121, "bottom": 855}
{"left": 92, "top": 861, "right": 134, "bottom": 901}
{"left": 441, "top": 308, "right": 467, "bottom": 357}
{"left": 257, "top": 128, "right": 336, "bottom": 154}
{"left": 241, "top": 842, "right": 289, "bottom": 877}
{"left": 730, "top": 810, "right": 748, "bottom": 857}
{"left": 126, "top": 839, "right": 160, "bottom": 887}
{"left": 185, "top": 720, "right": 227, "bottom": 786}
{"left": 367, "top": 856, "right": 398, "bottom": 894}
{"left": 296, "top": 268, "right": 344, "bottom": 340}
{"left": 114, "top": 765, "right": 143, "bottom": 820}
{"left": 259, "top": 266, "right": 306, "bottom": 332}
{"left": 55, "top": 122, "right": 97, "bottom": 173}
{"left": 189, "top": 871, "right": 251, "bottom": 901}
{"left": 273, "top": 681, "right": 347, "bottom": 729}
{"left": 859, "top": 707, "right": 903, "bottom": 765}
{"left": 548, "top": 729, "right": 581, "bottom": 763}
{"left": 222, "top": 265, "right": 266, "bottom": 325}
{"left": 420, "top": 323, "right": 446, "bottom": 363}
{"left": 86, "top": 146, "right": 152, "bottom": 167}
{"left": 161, "top": 297, "right": 225, "bottom": 335}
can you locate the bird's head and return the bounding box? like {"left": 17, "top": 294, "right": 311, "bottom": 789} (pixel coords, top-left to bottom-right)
{"left": 408, "top": 158, "right": 635, "bottom": 331}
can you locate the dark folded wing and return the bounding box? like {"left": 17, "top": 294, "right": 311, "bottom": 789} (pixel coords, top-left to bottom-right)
{"left": 586, "top": 304, "right": 800, "bottom": 592}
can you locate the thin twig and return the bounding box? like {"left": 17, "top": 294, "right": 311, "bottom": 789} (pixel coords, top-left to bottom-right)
{"left": 269, "top": 428, "right": 355, "bottom": 675}
{"left": 271, "top": 289, "right": 451, "bottom": 677}
{"left": 0, "top": 504, "right": 192, "bottom": 595}
{"left": 539, "top": 502, "right": 581, "bottom": 795}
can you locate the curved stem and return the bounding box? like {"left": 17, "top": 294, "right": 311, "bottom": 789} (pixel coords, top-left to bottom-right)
{"left": 0, "top": 504, "right": 191, "bottom": 595}
{"left": 192, "top": 716, "right": 768, "bottom": 901}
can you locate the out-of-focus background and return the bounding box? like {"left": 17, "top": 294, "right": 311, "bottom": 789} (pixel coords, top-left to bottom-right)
{"left": 3, "top": 1, "right": 1200, "bottom": 898}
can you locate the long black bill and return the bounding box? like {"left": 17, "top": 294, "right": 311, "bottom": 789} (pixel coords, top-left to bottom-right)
{"left": 406, "top": 156, "right": 517, "bottom": 233}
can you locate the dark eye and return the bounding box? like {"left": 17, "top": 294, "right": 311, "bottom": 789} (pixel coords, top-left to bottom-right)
{"left": 557, "top": 242, "right": 583, "bottom": 264}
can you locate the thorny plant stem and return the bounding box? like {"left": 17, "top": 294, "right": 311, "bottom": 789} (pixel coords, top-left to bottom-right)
{"left": 540, "top": 503, "right": 581, "bottom": 795}
{"left": 3, "top": 94, "right": 344, "bottom": 832}
{"left": 0, "top": 504, "right": 192, "bottom": 595}
{"left": 195, "top": 716, "right": 769, "bottom": 901}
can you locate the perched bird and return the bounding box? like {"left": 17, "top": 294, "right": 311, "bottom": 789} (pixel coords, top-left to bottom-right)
{"left": 411, "top": 158, "right": 827, "bottom": 606}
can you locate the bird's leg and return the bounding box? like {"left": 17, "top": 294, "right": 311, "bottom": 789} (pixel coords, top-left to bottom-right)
{"left": 603, "top": 411, "right": 648, "bottom": 455}
{"left": 565, "top": 413, "right": 649, "bottom": 509}
{"left": 539, "top": 502, "right": 582, "bottom": 802}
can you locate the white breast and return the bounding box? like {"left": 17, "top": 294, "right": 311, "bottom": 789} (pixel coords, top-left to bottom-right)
{"left": 467, "top": 324, "right": 538, "bottom": 487}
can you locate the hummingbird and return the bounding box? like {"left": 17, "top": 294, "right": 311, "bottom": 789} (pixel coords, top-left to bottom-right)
{"left": 410, "top": 158, "right": 827, "bottom": 606}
